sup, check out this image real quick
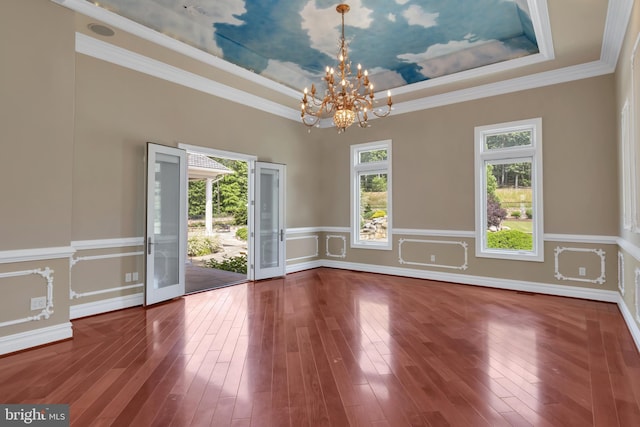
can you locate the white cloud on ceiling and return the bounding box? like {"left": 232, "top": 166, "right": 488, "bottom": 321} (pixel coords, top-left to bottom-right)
{"left": 179, "top": 1, "right": 246, "bottom": 24}
{"left": 367, "top": 68, "right": 407, "bottom": 92}
{"left": 388, "top": 13, "right": 397, "bottom": 22}
{"left": 261, "top": 59, "right": 320, "bottom": 92}
{"left": 94, "top": 0, "right": 247, "bottom": 55}
{"left": 399, "top": 38, "right": 530, "bottom": 78}
{"left": 395, "top": 0, "right": 410, "bottom": 4}
{"left": 300, "top": 0, "right": 373, "bottom": 57}
{"left": 402, "top": 5, "right": 439, "bottom": 28}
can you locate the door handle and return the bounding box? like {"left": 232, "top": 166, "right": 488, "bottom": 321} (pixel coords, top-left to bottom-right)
{"left": 280, "top": 229, "right": 284, "bottom": 242}
{"left": 147, "top": 237, "right": 153, "bottom": 255}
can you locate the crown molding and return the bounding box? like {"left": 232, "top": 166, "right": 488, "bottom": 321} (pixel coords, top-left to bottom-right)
{"left": 601, "top": 0, "right": 635, "bottom": 68}
{"left": 61, "top": 0, "right": 632, "bottom": 125}
{"left": 53, "top": 0, "right": 300, "bottom": 100}
{"left": 75, "top": 33, "right": 300, "bottom": 122}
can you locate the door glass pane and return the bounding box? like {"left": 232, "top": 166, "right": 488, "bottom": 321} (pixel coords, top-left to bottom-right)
{"left": 359, "top": 172, "right": 388, "bottom": 243}
{"left": 154, "top": 153, "right": 181, "bottom": 289}
{"left": 260, "top": 168, "right": 279, "bottom": 269}
{"left": 485, "top": 160, "right": 533, "bottom": 251}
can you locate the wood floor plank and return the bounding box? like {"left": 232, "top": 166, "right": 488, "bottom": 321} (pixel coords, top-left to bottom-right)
{"left": 0, "top": 268, "right": 639, "bottom": 426}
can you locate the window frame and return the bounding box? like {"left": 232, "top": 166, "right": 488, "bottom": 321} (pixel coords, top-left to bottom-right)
{"left": 474, "top": 118, "right": 543, "bottom": 261}
{"left": 350, "top": 140, "right": 392, "bottom": 250}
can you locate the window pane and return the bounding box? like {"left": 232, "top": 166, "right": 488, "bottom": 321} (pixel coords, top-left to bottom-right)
{"left": 485, "top": 161, "right": 533, "bottom": 251}
{"left": 359, "top": 149, "right": 388, "bottom": 163}
{"left": 359, "top": 172, "right": 388, "bottom": 242}
{"left": 486, "top": 130, "right": 532, "bottom": 150}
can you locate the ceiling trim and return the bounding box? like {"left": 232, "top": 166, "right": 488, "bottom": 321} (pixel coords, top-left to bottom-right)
{"left": 601, "top": 0, "right": 635, "bottom": 68}
{"left": 53, "top": 0, "right": 301, "bottom": 100}
{"left": 65, "top": 0, "right": 633, "bottom": 127}
{"left": 57, "top": 0, "right": 556, "bottom": 100}
{"left": 75, "top": 33, "right": 300, "bottom": 122}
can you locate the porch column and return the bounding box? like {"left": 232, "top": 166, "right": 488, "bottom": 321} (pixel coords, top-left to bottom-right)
{"left": 205, "top": 178, "right": 213, "bottom": 235}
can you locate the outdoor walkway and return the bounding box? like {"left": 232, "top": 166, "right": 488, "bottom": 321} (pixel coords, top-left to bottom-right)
{"left": 185, "top": 263, "right": 246, "bottom": 294}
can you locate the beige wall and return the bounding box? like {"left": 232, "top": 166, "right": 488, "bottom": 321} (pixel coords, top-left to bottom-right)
{"left": 0, "top": 0, "right": 637, "bottom": 353}
{"left": 1, "top": 0, "right": 75, "bottom": 250}
{"left": 320, "top": 76, "right": 618, "bottom": 235}
{"left": 0, "top": 0, "right": 75, "bottom": 341}
{"left": 73, "top": 55, "right": 323, "bottom": 240}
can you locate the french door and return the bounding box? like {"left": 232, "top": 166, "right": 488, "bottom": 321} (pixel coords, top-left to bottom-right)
{"left": 145, "top": 143, "right": 187, "bottom": 305}
{"left": 253, "top": 162, "right": 286, "bottom": 280}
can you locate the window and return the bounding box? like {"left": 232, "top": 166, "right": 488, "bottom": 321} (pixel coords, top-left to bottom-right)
{"left": 475, "top": 118, "right": 543, "bottom": 261}
{"left": 351, "top": 140, "right": 392, "bottom": 250}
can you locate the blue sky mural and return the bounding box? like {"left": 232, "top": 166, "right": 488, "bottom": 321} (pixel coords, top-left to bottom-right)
{"left": 87, "top": 0, "right": 539, "bottom": 93}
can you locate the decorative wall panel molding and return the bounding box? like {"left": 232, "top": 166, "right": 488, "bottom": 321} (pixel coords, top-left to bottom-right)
{"left": 398, "top": 239, "right": 468, "bottom": 270}
{"left": 554, "top": 246, "right": 606, "bottom": 285}
{"left": 285, "top": 235, "right": 319, "bottom": 262}
{"left": 0, "top": 268, "right": 54, "bottom": 328}
{"left": 286, "top": 227, "right": 321, "bottom": 235}
{"left": 70, "top": 241, "right": 143, "bottom": 299}
{"left": 394, "top": 229, "right": 475, "bottom": 238}
{"left": 0, "top": 246, "right": 74, "bottom": 264}
{"left": 71, "top": 237, "right": 144, "bottom": 250}
{"left": 618, "top": 237, "right": 640, "bottom": 262}
{"left": 619, "top": 251, "right": 625, "bottom": 295}
{"left": 543, "top": 234, "right": 618, "bottom": 244}
{"left": 635, "top": 268, "right": 640, "bottom": 323}
{"left": 70, "top": 284, "right": 143, "bottom": 300}
{"left": 325, "top": 235, "right": 347, "bottom": 258}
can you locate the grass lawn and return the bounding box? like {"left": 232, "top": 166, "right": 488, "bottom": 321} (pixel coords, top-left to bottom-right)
{"left": 502, "top": 220, "right": 532, "bottom": 233}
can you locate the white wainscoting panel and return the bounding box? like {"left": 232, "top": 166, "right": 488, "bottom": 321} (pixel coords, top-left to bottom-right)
{"left": 285, "top": 235, "right": 319, "bottom": 262}
{"left": 398, "top": 239, "right": 468, "bottom": 270}
{"left": 554, "top": 246, "right": 606, "bottom": 285}
{"left": 326, "top": 235, "right": 347, "bottom": 258}
{"left": 0, "top": 268, "right": 55, "bottom": 328}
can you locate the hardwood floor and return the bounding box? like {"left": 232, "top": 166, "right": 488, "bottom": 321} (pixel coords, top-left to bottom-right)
{"left": 1, "top": 267, "right": 640, "bottom": 426}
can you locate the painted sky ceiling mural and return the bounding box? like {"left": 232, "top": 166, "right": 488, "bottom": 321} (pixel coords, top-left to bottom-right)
{"left": 87, "top": 0, "right": 539, "bottom": 93}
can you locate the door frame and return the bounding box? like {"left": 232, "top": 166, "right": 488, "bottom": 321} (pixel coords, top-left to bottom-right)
{"left": 179, "top": 144, "right": 258, "bottom": 280}
{"left": 254, "top": 161, "right": 286, "bottom": 280}
{"left": 145, "top": 142, "right": 188, "bottom": 306}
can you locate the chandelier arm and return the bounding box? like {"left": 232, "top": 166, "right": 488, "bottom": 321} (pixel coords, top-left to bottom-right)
{"left": 299, "top": 3, "right": 391, "bottom": 132}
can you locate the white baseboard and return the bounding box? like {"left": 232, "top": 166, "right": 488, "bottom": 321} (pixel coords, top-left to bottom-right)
{"left": 70, "top": 292, "right": 143, "bottom": 320}
{"left": 0, "top": 322, "right": 73, "bottom": 356}
{"left": 617, "top": 295, "right": 640, "bottom": 352}
{"left": 321, "top": 259, "right": 620, "bottom": 302}
{"left": 286, "top": 260, "right": 323, "bottom": 274}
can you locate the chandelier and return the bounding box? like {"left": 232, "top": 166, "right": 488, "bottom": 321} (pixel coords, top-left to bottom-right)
{"left": 300, "top": 4, "right": 392, "bottom": 132}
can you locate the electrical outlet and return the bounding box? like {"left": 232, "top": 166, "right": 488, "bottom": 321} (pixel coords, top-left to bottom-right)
{"left": 430, "top": 255, "right": 436, "bottom": 262}
{"left": 578, "top": 267, "right": 586, "bottom": 276}
{"left": 30, "top": 296, "right": 46, "bottom": 311}
{"left": 125, "top": 273, "right": 132, "bottom": 282}
{"left": 132, "top": 272, "right": 139, "bottom": 281}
